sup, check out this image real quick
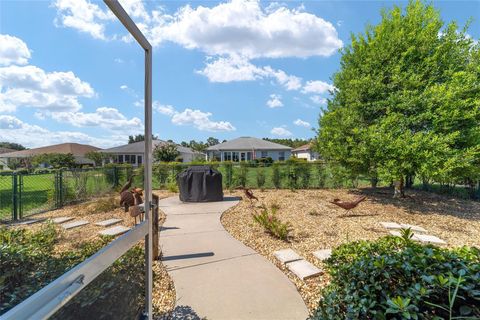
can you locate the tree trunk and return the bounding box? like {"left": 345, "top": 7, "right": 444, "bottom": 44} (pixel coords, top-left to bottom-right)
{"left": 370, "top": 177, "right": 378, "bottom": 188}
{"left": 393, "top": 176, "right": 405, "bottom": 198}
{"left": 405, "top": 175, "right": 414, "bottom": 189}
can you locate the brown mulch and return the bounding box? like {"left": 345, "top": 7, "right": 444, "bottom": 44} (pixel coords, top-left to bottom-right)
{"left": 221, "top": 188, "right": 480, "bottom": 313}
{"left": 8, "top": 190, "right": 177, "bottom": 317}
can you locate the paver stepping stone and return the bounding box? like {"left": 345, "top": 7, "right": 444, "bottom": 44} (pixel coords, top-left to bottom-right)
{"left": 400, "top": 224, "right": 427, "bottom": 233}
{"left": 95, "top": 218, "right": 123, "bottom": 227}
{"left": 62, "top": 220, "right": 89, "bottom": 230}
{"left": 380, "top": 222, "right": 402, "bottom": 229}
{"left": 414, "top": 234, "right": 446, "bottom": 245}
{"left": 274, "top": 249, "right": 302, "bottom": 264}
{"left": 286, "top": 260, "right": 322, "bottom": 280}
{"left": 313, "top": 249, "right": 332, "bottom": 261}
{"left": 99, "top": 226, "right": 130, "bottom": 236}
{"left": 52, "top": 217, "right": 74, "bottom": 224}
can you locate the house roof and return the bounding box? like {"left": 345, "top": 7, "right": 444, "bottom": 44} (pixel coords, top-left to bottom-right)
{"left": 102, "top": 140, "right": 199, "bottom": 155}
{"left": 0, "top": 147, "right": 17, "bottom": 154}
{"left": 292, "top": 143, "right": 313, "bottom": 152}
{"left": 206, "top": 137, "right": 291, "bottom": 151}
{"left": 0, "top": 143, "right": 101, "bottom": 158}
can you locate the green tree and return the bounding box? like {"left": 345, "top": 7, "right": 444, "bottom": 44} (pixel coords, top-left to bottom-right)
{"left": 153, "top": 144, "right": 179, "bottom": 162}
{"left": 0, "top": 142, "right": 26, "bottom": 151}
{"left": 206, "top": 137, "right": 220, "bottom": 147}
{"left": 317, "top": 0, "right": 480, "bottom": 197}
{"left": 85, "top": 151, "right": 109, "bottom": 167}
{"left": 128, "top": 134, "right": 158, "bottom": 144}
{"left": 32, "top": 153, "right": 76, "bottom": 168}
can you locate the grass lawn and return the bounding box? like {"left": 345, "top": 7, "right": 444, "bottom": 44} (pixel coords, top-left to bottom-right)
{"left": 221, "top": 187, "right": 480, "bottom": 312}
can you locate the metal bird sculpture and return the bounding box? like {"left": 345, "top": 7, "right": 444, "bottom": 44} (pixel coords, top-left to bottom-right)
{"left": 235, "top": 187, "right": 259, "bottom": 202}
{"left": 119, "top": 174, "right": 143, "bottom": 212}
{"left": 329, "top": 195, "right": 367, "bottom": 215}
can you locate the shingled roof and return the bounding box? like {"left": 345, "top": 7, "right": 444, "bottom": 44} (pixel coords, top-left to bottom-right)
{"left": 0, "top": 143, "right": 101, "bottom": 158}
{"left": 206, "top": 137, "right": 291, "bottom": 151}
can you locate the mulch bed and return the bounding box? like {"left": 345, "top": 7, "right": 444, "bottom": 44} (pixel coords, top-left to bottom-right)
{"left": 221, "top": 188, "right": 480, "bottom": 313}
{"left": 6, "top": 190, "right": 177, "bottom": 317}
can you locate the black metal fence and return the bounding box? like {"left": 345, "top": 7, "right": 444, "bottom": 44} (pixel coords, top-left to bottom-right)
{"left": 0, "top": 167, "right": 132, "bottom": 222}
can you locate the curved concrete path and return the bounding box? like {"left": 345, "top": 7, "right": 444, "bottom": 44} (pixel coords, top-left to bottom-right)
{"left": 159, "top": 196, "right": 308, "bottom": 320}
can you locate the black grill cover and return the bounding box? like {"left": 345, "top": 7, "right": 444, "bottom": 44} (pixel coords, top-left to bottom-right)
{"left": 177, "top": 166, "right": 223, "bottom": 202}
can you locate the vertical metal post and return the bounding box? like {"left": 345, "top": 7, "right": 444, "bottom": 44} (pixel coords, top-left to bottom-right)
{"left": 144, "top": 46, "right": 153, "bottom": 320}
{"left": 12, "top": 173, "right": 17, "bottom": 221}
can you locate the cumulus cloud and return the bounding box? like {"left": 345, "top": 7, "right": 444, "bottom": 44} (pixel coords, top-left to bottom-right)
{"left": 266, "top": 94, "right": 283, "bottom": 108}
{"left": 53, "top": 0, "right": 114, "bottom": 40}
{"left": 153, "top": 102, "right": 176, "bottom": 116}
{"left": 270, "top": 126, "right": 292, "bottom": 136}
{"left": 310, "top": 95, "right": 327, "bottom": 105}
{"left": 0, "top": 115, "right": 122, "bottom": 148}
{"left": 50, "top": 107, "right": 144, "bottom": 133}
{"left": 0, "top": 65, "right": 94, "bottom": 112}
{"left": 197, "top": 55, "right": 302, "bottom": 90}
{"left": 53, "top": 0, "right": 342, "bottom": 59}
{"left": 172, "top": 108, "right": 236, "bottom": 132}
{"left": 0, "top": 34, "right": 31, "bottom": 66}
{"left": 302, "top": 80, "right": 335, "bottom": 94}
{"left": 293, "top": 118, "right": 310, "bottom": 127}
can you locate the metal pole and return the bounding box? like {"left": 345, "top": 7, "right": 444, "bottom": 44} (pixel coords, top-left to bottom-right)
{"left": 103, "top": 1, "right": 153, "bottom": 318}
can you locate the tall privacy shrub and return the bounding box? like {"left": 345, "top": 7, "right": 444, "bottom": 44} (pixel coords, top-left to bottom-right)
{"left": 223, "top": 161, "right": 233, "bottom": 189}
{"left": 256, "top": 168, "right": 266, "bottom": 189}
{"left": 272, "top": 163, "right": 282, "bottom": 188}
{"left": 236, "top": 162, "right": 248, "bottom": 187}
{"left": 298, "top": 163, "right": 311, "bottom": 189}
{"left": 316, "top": 163, "right": 327, "bottom": 188}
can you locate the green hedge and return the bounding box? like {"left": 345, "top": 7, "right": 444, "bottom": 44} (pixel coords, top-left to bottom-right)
{"left": 311, "top": 233, "right": 480, "bottom": 319}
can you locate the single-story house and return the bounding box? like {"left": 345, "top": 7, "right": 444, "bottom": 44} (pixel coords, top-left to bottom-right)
{"left": 102, "top": 140, "right": 202, "bottom": 166}
{"left": 291, "top": 143, "right": 320, "bottom": 161}
{"left": 0, "top": 143, "right": 101, "bottom": 168}
{"left": 205, "top": 137, "right": 292, "bottom": 162}
{"left": 0, "top": 147, "right": 16, "bottom": 169}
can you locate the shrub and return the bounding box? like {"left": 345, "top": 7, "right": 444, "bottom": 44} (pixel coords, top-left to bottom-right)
{"left": 256, "top": 168, "right": 266, "bottom": 189}
{"left": 311, "top": 234, "right": 480, "bottom": 320}
{"left": 153, "top": 164, "right": 170, "bottom": 187}
{"left": 235, "top": 162, "right": 248, "bottom": 188}
{"left": 272, "top": 163, "right": 282, "bottom": 189}
{"left": 298, "top": 163, "right": 311, "bottom": 189}
{"left": 223, "top": 161, "right": 234, "bottom": 189}
{"left": 167, "top": 177, "right": 179, "bottom": 193}
{"left": 315, "top": 163, "right": 327, "bottom": 188}
{"left": 88, "top": 197, "right": 118, "bottom": 214}
{"left": 252, "top": 206, "right": 290, "bottom": 240}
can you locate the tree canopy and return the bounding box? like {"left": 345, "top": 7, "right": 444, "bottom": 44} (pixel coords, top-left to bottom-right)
{"left": 316, "top": 0, "right": 480, "bottom": 197}
{"left": 153, "top": 144, "right": 180, "bottom": 162}
{"left": 262, "top": 138, "right": 310, "bottom": 148}
{"left": 31, "top": 153, "right": 76, "bottom": 168}
{"left": 0, "top": 142, "right": 26, "bottom": 151}
{"left": 128, "top": 134, "right": 158, "bottom": 144}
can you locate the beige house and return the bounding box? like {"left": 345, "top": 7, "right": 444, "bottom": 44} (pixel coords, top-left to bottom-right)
{"left": 291, "top": 143, "right": 320, "bottom": 161}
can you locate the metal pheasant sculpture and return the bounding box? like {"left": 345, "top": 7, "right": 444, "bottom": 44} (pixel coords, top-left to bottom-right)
{"left": 329, "top": 195, "right": 367, "bottom": 215}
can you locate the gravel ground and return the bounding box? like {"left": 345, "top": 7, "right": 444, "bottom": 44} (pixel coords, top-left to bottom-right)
{"left": 221, "top": 188, "right": 480, "bottom": 313}
{"left": 7, "top": 190, "right": 177, "bottom": 317}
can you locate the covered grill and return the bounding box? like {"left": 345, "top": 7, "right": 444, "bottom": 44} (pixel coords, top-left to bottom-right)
{"left": 177, "top": 165, "right": 223, "bottom": 202}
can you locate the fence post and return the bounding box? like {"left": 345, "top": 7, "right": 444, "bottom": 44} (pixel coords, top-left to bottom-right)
{"left": 54, "top": 170, "right": 64, "bottom": 209}
{"left": 113, "top": 166, "right": 119, "bottom": 187}
{"left": 11, "top": 173, "right": 18, "bottom": 221}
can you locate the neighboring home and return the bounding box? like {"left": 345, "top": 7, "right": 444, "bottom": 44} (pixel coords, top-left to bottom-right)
{"left": 291, "top": 143, "right": 320, "bottom": 161}
{"left": 102, "top": 140, "right": 202, "bottom": 166}
{"left": 0, "top": 143, "right": 101, "bottom": 168}
{"left": 205, "top": 137, "right": 292, "bottom": 162}
{"left": 0, "top": 147, "right": 16, "bottom": 169}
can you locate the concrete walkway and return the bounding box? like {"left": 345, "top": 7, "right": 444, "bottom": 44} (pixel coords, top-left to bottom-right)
{"left": 159, "top": 196, "right": 309, "bottom": 320}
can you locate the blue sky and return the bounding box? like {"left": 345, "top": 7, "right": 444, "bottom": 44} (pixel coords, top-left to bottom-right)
{"left": 0, "top": 0, "right": 478, "bottom": 148}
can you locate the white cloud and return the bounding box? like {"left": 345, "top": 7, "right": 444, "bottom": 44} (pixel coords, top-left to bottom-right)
{"left": 148, "top": 0, "right": 342, "bottom": 59}
{"left": 310, "top": 95, "right": 327, "bottom": 105}
{"left": 0, "top": 65, "right": 94, "bottom": 112}
{"left": 0, "top": 115, "right": 122, "bottom": 148}
{"left": 53, "top": 0, "right": 342, "bottom": 59}
{"left": 293, "top": 118, "right": 310, "bottom": 127}
{"left": 266, "top": 94, "right": 283, "bottom": 108}
{"left": 197, "top": 55, "right": 302, "bottom": 91}
{"left": 53, "top": 0, "right": 114, "bottom": 40}
{"left": 302, "top": 80, "right": 335, "bottom": 94}
{"left": 34, "top": 112, "right": 46, "bottom": 120}
{"left": 120, "top": 84, "right": 128, "bottom": 90}
{"left": 172, "top": 108, "right": 236, "bottom": 132}
{"left": 270, "top": 126, "right": 292, "bottom": 136}
{"left": 114, "top": 58, "right": 124, "bottom": 63}
{"left": 50, "top": 107, "right": 143, "bottom": 133}
{"left": 0, "top": 34, "right": 31, "bottom": 66}
{"left": 153, "top": 102, "right": 176, "bottom": 116}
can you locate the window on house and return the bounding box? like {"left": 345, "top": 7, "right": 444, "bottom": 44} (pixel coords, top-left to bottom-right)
{"left": 232, "top": 152, "right": 239, "bottom": 162}
{"left": 261, "top": 151, "right": 268, "bottom": 158}
{"left": 137, "top": 155, "right": 142, "bottom": 164}
{"left": 279, "top": 151, "right": 285, "bottom": 161}
{"left": 118, "top": 155, "right": 124, "bottom": 163}
{"left": 124, "top": 155, "right": 130, "bottom": 163}
{"left": 224, "top": 152, "right": 232, "bottom": 161}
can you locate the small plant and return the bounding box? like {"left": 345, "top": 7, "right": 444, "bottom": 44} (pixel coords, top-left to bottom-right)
{"left": 272, "top": 163, "right": 282, "bottom": 189}
{"left": 166, "top": 177, "right": 179, "bottom": 193}
{"left": 309, "top": 209, "right": 320, "bottom": 216}
{"left": 89, "top": 197, "right": 117, "bottom": 213}
{"left": 270, "top": 201, "right": 281, "bottom": 210}
{"left": 252, "top": 206, "right": 290, "bottom": 240}
{"left": 256, "top": 168, "right": 266, "bottom": 190}
{"left": 235, "top": 162, "right": 248, "bottom": 188}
